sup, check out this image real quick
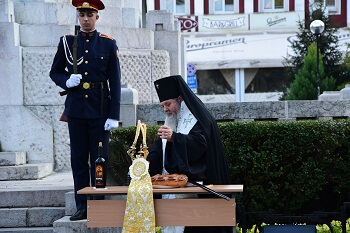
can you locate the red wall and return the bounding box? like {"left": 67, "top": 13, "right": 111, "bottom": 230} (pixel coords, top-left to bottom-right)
{"left": 239, "top": 0, "right": 244, "bottom": 13}
{"left": 331, "top": 0, "right": 347, "bottom": 27}
{"left": 190, "top": 0, "right": 195, "bottom": 15}
{"left": 289, "top": 0, "right": 295, "bottom": 11}
{"left": 204, "top": 0, "right": 209, "bottom": 14}
{"left": 155, "top": 0, "right": 160, "bottom": 10}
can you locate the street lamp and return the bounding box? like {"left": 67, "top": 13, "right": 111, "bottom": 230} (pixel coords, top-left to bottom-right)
{"left": 310, "top": 20, "right": 325, "bottom": 97}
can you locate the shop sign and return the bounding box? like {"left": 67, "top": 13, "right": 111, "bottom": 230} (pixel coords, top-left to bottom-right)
{"left": 178, "top": 17, "right": 198, "bottom": 31}
{"left": 250, "top": 12, "right": 304, "bottom": 30}
{"left": 197, "top": 14, "right": 248, "bottom": 32}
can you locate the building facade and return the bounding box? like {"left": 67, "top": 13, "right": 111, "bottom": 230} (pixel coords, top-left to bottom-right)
{"left": 146, "top": 0, "right": 350, "bottom": 102}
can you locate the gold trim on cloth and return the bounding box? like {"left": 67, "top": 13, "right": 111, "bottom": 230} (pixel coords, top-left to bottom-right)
{"left": 122, "top": 120, "right": 155, "bottom": 233}
{"left": 122, "top": 171, "right": 155, "bottom": 232}
{"left": 129, "top": 158, "right": 149, "bottom": 180}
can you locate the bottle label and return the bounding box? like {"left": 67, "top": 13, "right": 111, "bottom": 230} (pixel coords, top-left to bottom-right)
{"left": 96, "top": 165, "right": 104, "bottom": 179}
{"left": 95, "top": 164, "right": 105, "bottom": 188}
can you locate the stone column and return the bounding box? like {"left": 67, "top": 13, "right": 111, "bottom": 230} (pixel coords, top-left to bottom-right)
{"left": 0, "top": 0, "right": 53, "bottom": 172}
{"left": 0, "top": 0, "right": 22, "bottom": 105}
{"left": 146, "top": 10, "right": 182, "bottom": 76}
{"left": 340, "top": 84, "right": 350, "bottom": 100}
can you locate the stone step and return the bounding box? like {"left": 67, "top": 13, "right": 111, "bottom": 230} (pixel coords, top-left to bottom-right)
{"left": 53, "top": 216, "right": 122, "bottom": 233}
{"left": 0, "top": 163, "right": 53, "bottom": 181}
{"left": 0, "top": 207, "right": 65, "bottom": 228}
{"left": 0, "top": 227, "right": 53, "bottom": 233}
{"left": 0, "top": 151, "right": 26, "bottom": 166}
{"left": 0, "top": 188, "right": 71, "bottom": 208}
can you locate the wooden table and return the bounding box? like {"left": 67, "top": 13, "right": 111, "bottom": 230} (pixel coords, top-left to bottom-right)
{"left": 78, "top": 185, "right": 243, "bottom": 228}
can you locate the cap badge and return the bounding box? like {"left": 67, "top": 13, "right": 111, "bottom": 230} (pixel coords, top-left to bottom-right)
{"left": 82, "top": 2, "right": 90, "bottom": 7}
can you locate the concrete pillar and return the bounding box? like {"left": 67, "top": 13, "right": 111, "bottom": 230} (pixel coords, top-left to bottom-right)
{"left": 0, "top": 22, "right": 22, "bottom": 105}
{"left": 295, "top": 1, "right": 305, "bottom": 12}
{"left": 146, "top": 0, "right": 155, "bottom": 11}
{"left": 318, "top": 91, "right": 340, "bottom": 101}
{"left": 235, "top": 69, "right": 245, "bottom": 102}
{"left": 0, "top": 0, "right": 15, "bottom": 22}
{"left": 146, "top": 11, "right": 181, "bottom": 76}
{"left": 244, "top": 0, "right": 254, "bottom": 13}
{"left": 340, "top": 84, "right": 350, "bottom": 100}
{"left": 155, "top": 30, "right": 181, "bottom": 75}
{"left": 146, "top": 10, "right": 174, "bottom": 31}
{"left": 120, "top": 85, "right": 138, "bottom": 127}
{"left": 195, "top": 0, "right": 204, "bottom": 15}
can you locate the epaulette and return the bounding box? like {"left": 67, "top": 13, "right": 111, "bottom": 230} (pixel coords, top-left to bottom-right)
{"left": 64, "top": 34, "right": 73, "bottom": 37}
{"left": 99, "top": 33, "right": 114, "bottom": 40}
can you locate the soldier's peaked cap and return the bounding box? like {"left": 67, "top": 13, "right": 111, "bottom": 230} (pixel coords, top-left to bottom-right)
{"left": 72, "top": 0, "right": 105, "bottom": 11}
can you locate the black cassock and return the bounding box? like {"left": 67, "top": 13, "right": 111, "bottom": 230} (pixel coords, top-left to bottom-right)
{"left": 147, "top": 121, "right": 232, "bottom": 233}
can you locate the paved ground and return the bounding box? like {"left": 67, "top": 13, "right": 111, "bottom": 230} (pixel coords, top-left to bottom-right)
{"left": 1, "top": 171, "right": 74, "bottom": 191}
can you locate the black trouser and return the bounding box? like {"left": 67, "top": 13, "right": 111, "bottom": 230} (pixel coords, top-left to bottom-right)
{"left": 68, "top": 116, "right": 110, "bottom": 210}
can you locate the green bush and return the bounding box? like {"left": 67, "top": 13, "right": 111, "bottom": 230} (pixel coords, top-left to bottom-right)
{"left": 236, "top": 218, "right": 350, "bottom": 233}
{"left": 109, "top": 120, "right": 350, "bottom": 214}
{"left": 220, "top": 120, "right": 350, "bottom": 214}
{"left": 285, "top": 43, "right": 336, "bottom": 100}
{"left": 109, "top": 124, "right": 161, "bottom": 185}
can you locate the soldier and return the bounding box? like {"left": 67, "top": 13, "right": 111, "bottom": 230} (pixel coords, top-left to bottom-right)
{"left": 49, "top": 0, "right": 121, "bottom": 221}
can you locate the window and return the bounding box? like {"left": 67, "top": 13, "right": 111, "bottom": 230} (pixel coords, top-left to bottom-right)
{"left": 214, "top": 0, "right": 235, "bottom": 13}
{"left": 196, "top": 69, "right": 234, "bottom": 95}
{"left": 314, "top": 0, "right": 340, "bottom": 14}
{"left": 164, "top": 0, "right": 186, "bottom": 15}
{"left": 261, "top": 0, "right": 287, "bottom": 12}
{"left": 326, "top": 0, "right": 340, "bottom": 14}
{"left": 245, "top": 68, "right": 288, "bottom": 93}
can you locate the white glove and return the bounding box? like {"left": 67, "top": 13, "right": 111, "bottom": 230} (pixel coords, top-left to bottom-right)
{"left": 104, "top": 119, "right": 119, "bottom": 131}
{"left": 66, "top": 74, "right": 82, "bottom": 88}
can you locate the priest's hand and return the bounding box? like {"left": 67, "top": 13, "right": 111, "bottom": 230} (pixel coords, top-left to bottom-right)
{"left": 158, "top": 125, "right": 173, "bottom": 142}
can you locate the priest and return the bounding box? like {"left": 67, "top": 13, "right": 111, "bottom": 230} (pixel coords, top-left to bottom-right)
{"left": 147, "top": 75, "right": 232, "bottom": 233}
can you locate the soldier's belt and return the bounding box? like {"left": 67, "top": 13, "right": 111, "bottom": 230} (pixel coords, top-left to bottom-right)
{"left": 78, "top": 82, "right": 105, "bottom": 90}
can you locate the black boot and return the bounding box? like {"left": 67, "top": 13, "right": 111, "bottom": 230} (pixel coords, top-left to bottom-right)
{"left": 69, "top": 209, "right": 87, "bottom": 221}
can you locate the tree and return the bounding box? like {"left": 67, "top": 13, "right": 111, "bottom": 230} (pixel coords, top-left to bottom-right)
{"left": 285, "top": 43, "right": 336, "bottom": 100}
{"left": 283, "top": 0, "right": 345, "bottom": 98}
{"left": 338, "top": 41, "right": 350, "bottom": 89}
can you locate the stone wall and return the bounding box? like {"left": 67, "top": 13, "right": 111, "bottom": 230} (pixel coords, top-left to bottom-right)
{"left": 137, "top": 100, "right": 350, "bottom": 125}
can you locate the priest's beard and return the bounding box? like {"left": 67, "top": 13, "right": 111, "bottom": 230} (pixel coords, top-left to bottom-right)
{"left": 164, "top": 113, "right": 179, "bottom": 133}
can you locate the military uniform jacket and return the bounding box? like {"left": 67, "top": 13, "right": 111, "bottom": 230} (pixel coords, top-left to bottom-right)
{"left": 50, "top": 30, "right": 121, "bottom": 120}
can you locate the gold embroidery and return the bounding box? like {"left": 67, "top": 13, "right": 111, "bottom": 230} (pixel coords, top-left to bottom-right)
{"left": 99, "top": 33, "right": 114, "bottom": 40}
{"left": 122, "top": 120, "right": 155, "bottom": 233}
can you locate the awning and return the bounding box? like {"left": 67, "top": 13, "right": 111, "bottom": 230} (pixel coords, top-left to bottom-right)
{"left": 185, "top": 28, "right": 350, "bottom": 70}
